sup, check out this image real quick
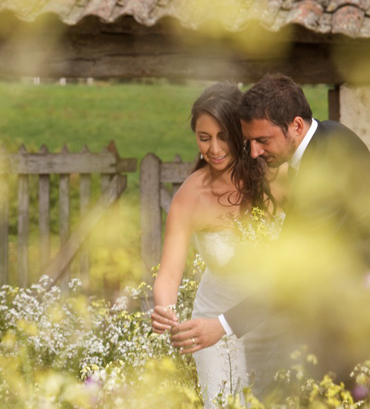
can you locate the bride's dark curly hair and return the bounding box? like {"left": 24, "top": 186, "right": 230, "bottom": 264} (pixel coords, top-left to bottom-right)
{"left": 190, "top": 82, "right": 273, "bottom": 210}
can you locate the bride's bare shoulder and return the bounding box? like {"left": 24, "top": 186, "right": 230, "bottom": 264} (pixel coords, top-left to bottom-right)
{"left": 171, "top": 167, "right": 209, "bottom": 209}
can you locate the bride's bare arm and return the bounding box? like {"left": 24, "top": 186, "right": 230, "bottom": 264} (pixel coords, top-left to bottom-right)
{"left": 151, "top": 187, "right": 195, "bottom": 334}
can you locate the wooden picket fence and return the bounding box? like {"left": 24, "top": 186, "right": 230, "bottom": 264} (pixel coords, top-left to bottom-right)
{"left": 0, "top": 146, "right": 194, "bottom": 291}
{"left": 0, "top": 141, "right": 136, "bottom": 289}
{"left": 140, "top": 153, "right": 195, "bottom": 279}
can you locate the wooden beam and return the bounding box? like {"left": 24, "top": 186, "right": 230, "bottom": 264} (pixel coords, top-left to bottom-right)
{"left": 0, "top": 16, "right": 370, "bottom": 84}
{"left": 161, "top": 161, "right": 194, "bottom": 183}
{"left": 1, "top": 29, "right": 370, "bottom": 83}
{"left": 0, "top": 152, "right": 136, "bottom": 174}
{"left": 328, "top": 86, "right": 341, "bottom": 122}
{"left": 116, "top": 157, "right": 137, "bottom": 173}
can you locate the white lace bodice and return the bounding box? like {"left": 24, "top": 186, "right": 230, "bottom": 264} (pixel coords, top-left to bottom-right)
{"left": 193, "top": 230, "right": 237, "bottom": 274}
{"left": 192, "top": 212, "right": 285, "bottom": 319}
{"left": 192, "top": 230, "right": 248, "bottom": 319}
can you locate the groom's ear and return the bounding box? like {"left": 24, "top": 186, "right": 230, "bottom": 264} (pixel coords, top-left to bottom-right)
{"left": 292, "top": 116, "right": 305, "bottom": 136}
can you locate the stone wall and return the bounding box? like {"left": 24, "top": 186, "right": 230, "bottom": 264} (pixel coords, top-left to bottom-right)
{"left": 340, "top": 85, "right": 370, "bottom": 149}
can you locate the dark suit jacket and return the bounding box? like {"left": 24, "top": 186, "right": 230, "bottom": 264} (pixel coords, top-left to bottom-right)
{"left": 224, "top": 120, "right": 370, "bottom": 338}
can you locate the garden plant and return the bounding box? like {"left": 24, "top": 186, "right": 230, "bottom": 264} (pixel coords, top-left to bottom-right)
{"left": 0, "top": 256, "right": 369, "bottom": 408}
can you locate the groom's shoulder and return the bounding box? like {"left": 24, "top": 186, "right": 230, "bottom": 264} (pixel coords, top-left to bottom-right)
{"left": 318, "top": 119, "right": 355, "bottom": 136}
{"left": 316, "top": 120, "right": 369, "bottom": 153}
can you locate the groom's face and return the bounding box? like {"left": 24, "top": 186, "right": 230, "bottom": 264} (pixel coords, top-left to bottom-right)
{"left": 241, "top": 119, "right": 297, "bottom": 168}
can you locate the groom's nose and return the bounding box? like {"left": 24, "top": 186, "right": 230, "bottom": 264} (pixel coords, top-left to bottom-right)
{"left": 250, "top": 141, "right": 263, "bottom": 158}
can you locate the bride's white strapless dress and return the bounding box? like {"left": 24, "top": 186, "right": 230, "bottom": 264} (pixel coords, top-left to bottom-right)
{"left": 192, "top": 229, "right": 294, "bottom": 407}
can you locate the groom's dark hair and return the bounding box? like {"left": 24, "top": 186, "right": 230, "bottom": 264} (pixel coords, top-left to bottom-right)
{"left": 239, "top": 73, "right": 313, "bottom": 135}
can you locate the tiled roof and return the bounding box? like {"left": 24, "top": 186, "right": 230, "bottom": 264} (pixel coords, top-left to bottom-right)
{"left": 1, "top": 0, "right": 370, "bottom": 39}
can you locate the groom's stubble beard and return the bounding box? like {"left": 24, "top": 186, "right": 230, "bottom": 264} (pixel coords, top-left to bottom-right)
{"left": 265, "top": 131, "right": 297, "bottom": 168}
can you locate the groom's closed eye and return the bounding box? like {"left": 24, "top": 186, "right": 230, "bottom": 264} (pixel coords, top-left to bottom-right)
{"left": 255, "top": 138, "right": 269, "bottom": 144}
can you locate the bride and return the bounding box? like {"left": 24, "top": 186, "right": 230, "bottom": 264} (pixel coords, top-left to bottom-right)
{"left": 151, "top": 83, "right": 281, "bottom": 406}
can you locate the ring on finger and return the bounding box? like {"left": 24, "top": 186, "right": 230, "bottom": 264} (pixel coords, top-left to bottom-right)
{"left": 191, "top": 337, "right": 196, "bottom": 347}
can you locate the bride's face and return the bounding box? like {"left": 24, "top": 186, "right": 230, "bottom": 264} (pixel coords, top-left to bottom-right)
{"left": 195, "top": 113, "right": 234, "bottom": 171}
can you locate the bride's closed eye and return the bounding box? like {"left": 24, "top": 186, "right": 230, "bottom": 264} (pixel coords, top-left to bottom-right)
{"left": 197, "top": 132, "right": 210, "bottom": 142}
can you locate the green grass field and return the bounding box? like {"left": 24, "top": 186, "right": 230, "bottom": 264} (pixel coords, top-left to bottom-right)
{"left": 0, "top": 80, "right": 330, "bottom": 291}
{"left": 0, "top": 80, "right": 329, "bottom": 164}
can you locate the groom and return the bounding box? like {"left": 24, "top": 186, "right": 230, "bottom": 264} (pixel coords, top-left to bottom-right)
{"left": 171, "top": 74, "right": 370, "bottom": 381}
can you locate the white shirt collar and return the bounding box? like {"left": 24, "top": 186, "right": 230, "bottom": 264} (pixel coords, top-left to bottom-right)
{"left": 288, "top": 119, "right": 318, "bottom": 170}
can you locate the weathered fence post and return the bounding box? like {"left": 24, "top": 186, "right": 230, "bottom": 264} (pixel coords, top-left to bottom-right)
{"left": 172, "top": 154, "right": 184, "bottom": 196}
{"left": 59, "top": 145, "right": 71, "bottom": 292}
{"left": 39, "top": 145, "right": 51, "bottom": 271}
{"left": 140, "top": 153, "right": 162, "bottom": 281}
{"left": 18, "top": 145, "right": 29, "bottom": 288}
{"left": 0, "top": 172, "right": 9, "bottom": 285}
{"left": 79, "top": 146, "right": 92, "bottom": 288}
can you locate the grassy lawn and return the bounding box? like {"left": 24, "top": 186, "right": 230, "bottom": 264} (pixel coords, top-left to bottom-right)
{"left": 0, "top": 80, "right": 330, "bottom": 291}
{"left": 0, "top": 80, "right": 329, "bottom": 166}
{"left": 0, "top": 81, "right": 203, "bottom": 162}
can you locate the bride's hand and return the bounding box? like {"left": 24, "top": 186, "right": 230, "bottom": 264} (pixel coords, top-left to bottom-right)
{"left": 151, "top": 305, "right": 179, "bottom": 334}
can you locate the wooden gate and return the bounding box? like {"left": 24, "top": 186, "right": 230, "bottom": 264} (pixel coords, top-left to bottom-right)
{"left": 0, "top": 141, "right": 136, "bottom": 289}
